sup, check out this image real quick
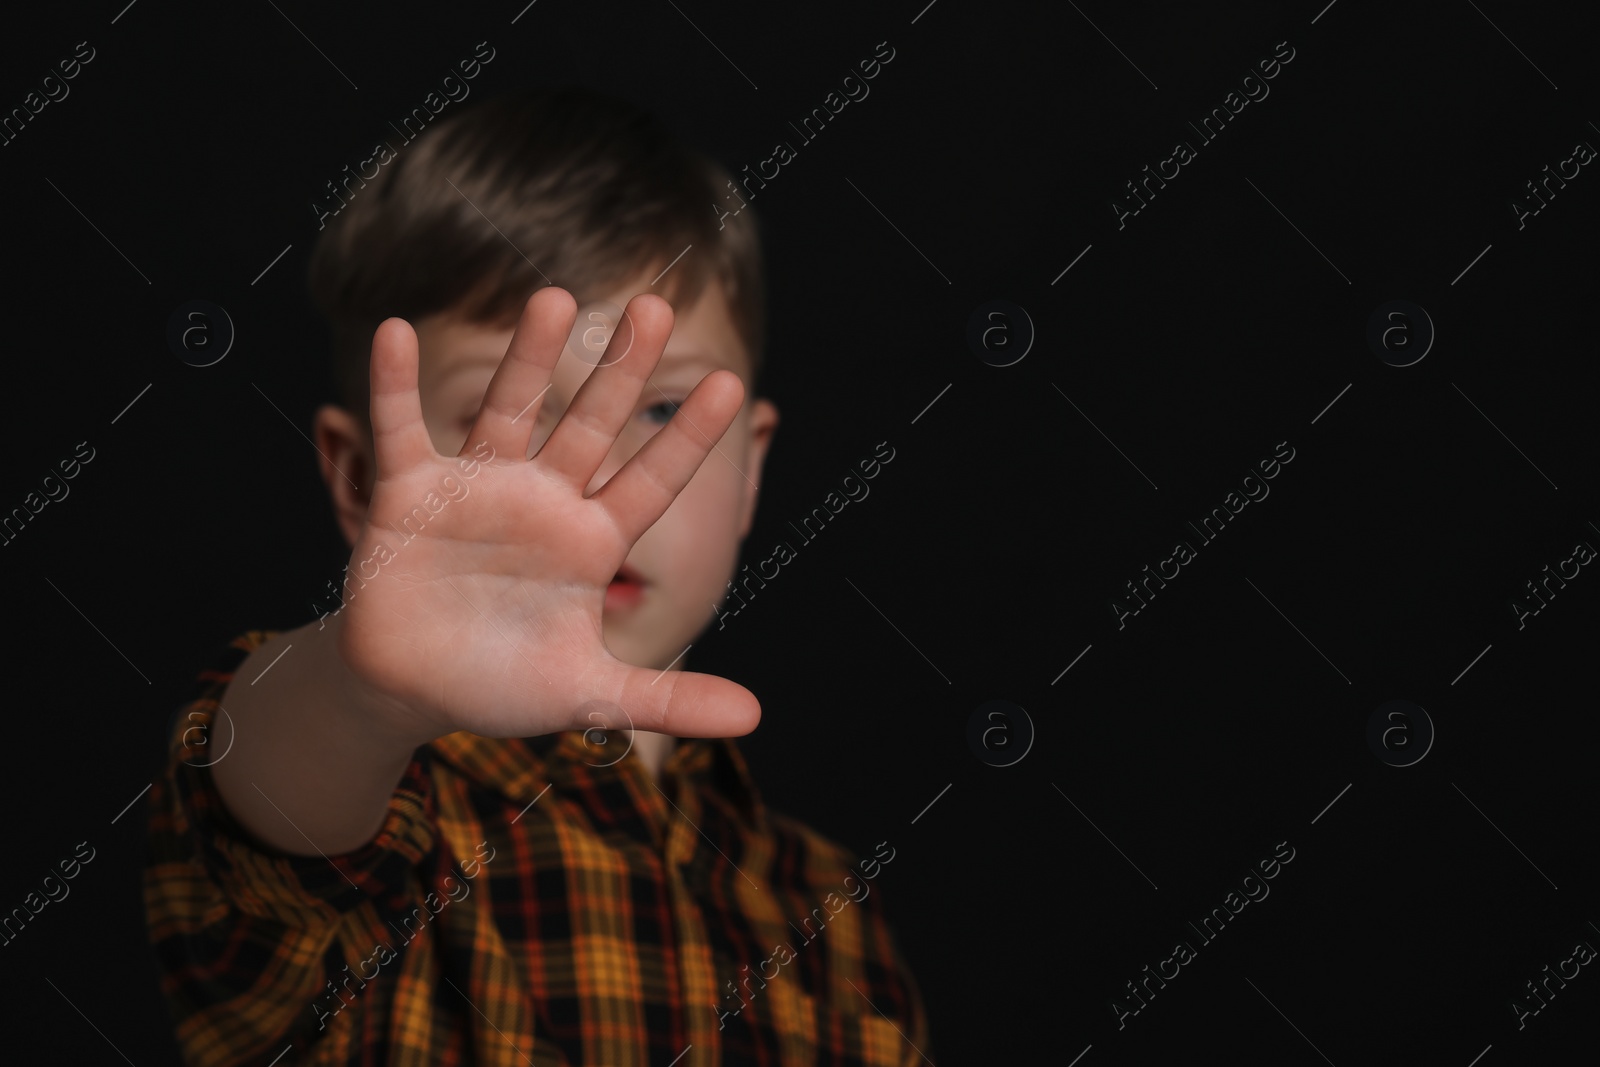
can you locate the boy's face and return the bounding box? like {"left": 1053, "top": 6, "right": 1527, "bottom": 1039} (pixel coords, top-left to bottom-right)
{"left": 319, "top": 271, "right": 778, "bottom": 675}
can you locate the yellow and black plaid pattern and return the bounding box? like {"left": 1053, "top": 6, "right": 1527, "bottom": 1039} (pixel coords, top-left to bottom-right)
{"left": 145, "top": 632, "right": 930, "bottom": 1065}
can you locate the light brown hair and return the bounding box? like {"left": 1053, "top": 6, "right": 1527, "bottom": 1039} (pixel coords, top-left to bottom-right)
{"left": 307, "top": 86, "right": 766, "bottom": 419}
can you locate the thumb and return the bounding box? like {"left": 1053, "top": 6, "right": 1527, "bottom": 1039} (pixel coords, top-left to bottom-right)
{"left": 586, "top": 664, "right": 761, "bottom": 739}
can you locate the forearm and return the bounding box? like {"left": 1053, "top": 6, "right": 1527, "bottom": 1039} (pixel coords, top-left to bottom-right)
{"left": 210, "top": 614, "right": 432, "bottom": 856}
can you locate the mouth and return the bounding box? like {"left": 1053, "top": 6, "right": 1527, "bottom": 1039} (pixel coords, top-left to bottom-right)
{"left": 605, "top": 564, "right": 646, "bottom": 610}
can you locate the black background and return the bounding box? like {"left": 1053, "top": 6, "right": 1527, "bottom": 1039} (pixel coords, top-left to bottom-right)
{"left": 2, "top": 0, "right": 1597, "bottom": 1063}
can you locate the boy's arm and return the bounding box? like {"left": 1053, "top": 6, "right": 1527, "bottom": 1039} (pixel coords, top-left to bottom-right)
{"left": 208, "top": 611, "right": 430, "bottom": 856}
{"left": 145, "top": 632, "right": 441, "bottom": 1065}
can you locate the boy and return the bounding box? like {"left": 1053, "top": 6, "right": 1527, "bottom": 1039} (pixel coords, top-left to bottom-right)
{"left": 143, "top": 88, "right": 929, "bottom": 1065}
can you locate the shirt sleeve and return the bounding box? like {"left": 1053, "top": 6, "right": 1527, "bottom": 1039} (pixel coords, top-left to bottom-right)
{"left": 144, "top": 631, "right": 440, "bottom": 1065}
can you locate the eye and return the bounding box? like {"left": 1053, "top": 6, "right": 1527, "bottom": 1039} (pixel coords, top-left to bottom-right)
{"left": 642, "top": 398, "right": 682, "bottom": 425}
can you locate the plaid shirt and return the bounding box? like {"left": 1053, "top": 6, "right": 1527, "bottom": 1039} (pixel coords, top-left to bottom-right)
{"left": 145, "top": 632, "right": 930, "bottom": 1066}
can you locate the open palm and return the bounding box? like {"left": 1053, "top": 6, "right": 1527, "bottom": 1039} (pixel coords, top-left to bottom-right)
{"left": 336, "top": 286, "right": 760, "bottom": 745}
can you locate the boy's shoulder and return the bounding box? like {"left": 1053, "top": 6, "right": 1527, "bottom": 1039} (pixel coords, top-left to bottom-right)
{"left": 759, "top": 803, "right": 897, "bottom": 891}
{"left": 764, "top": 806, "right": 852, "bottom": 862}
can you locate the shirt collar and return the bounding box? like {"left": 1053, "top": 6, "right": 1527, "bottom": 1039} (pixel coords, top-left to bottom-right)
{"left": 430, "top": 729, "right": 767, "bottom": 834}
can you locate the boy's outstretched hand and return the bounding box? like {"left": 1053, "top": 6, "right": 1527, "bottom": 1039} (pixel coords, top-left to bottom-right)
{"left": 340, "top": 287, "right": 760, "bottom": 748}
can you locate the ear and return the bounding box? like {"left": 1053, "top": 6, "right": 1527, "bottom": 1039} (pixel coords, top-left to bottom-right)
{"left": 736, "top": 398, "right": 779, "bottom": 540}
{"left": 312, "top": 405, "right": 374, "bottom": 547}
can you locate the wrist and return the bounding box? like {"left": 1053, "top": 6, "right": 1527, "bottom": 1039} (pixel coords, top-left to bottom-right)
{"left": 311, "top": 611, "right": 443, "bottom": 757}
